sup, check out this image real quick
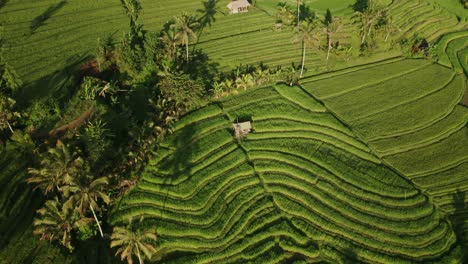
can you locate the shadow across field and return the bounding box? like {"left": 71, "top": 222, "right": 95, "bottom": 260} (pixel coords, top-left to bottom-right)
{"left": 449, "top": 189, "right": 468, "bottom": 260}
{"left": 0, "top": 0, "right": 8, "bottom": 10}
{"left": 19, "top": 53, "right": 91, "bottom": 106}
{"left": 30, "top": 1, "right": 67, "bottom": 33}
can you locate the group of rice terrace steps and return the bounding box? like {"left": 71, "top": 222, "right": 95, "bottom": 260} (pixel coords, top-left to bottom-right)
{"left": 2, "top": 0, "right": 464, "bottom": 88}
{"left": 433, "top": 31, "right": 468, "bottom": 75}
{"left": 302, "top": 58, "right": 468, "bottom": 255}
{"left": 114, "top": 82, "right": 460, "bottom": 263}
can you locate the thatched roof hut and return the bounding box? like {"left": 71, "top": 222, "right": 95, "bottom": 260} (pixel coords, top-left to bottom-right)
{"left": 233, "top": 121, "right": 252, "bottom": 139}
{"left": 227, "top": 0, "right": 251, "bottom": 14}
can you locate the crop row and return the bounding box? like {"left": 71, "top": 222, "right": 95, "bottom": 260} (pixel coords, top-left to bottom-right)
{"left": 267, "top": 180, "right": 446, "bottom": 246}
{"left": 274, "top": 85, "right": 327, "bottom": 113}
{"left": 385, "top": 128, "right": 468, "bottom": 177}
{"left": 253, "top": 114, "right": 354, "bottom": 136}
{"left": 301, "top": 59, "right": 430, "bottom": 99}
{"left": 251, "top": 152, "right": 428, "bottom": 215}
{"left": 220, "top": 86, "right": 280, "bottom": 111}
{"left": 350, "top": 73, "right": 464, "bottom": 140}
{"left": 273, "top": 189, "right": 455, "bottom": 260}
{"left": 243, "top": 140, "right": 421, "bottom": 203}
{"left": 145, "top": 144, "right": 244, "bottom": 186}
{"left": 369, "top": 106, "right": 468, "bottom": 154}
{"left": 172, "top": 104, "right": 224, "bottom": 131}
{"left": 248, "top": 131, "right": 378, "bottom": 163}
{"left": 327, "top": 65, "right": 455, "bottom": 121}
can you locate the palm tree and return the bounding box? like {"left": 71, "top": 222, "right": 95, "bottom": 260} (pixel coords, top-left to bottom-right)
{"left": 296, "top": 0, "right": 302, "bottom": 25}
{"left": 65, "top": 176, "right": 110, "bottom": 238}
{"left": 0, "top": 94, "right": 16, "bottom": 133}
{"left": 174, "top": 12, "right": 200, "bottom": 62}
{"left": 359, "top": 3, "right": 385, "bottom": 44}
{"left": 292, "top": 21, "right": 321, "bottom": 78}
{"left": 111, "top": 219, "right": 157, "bottom": 264}
{"left": 383, "top": 15, "right": 400, "bottom": 42}
{"left": 33, "top": 199, "right": 76, "bottom": 251}
{"left": 197, "top": 0, "right": 220, "bottom": 39}
{"left": 159, "top": 27, "right": 180, "bottom": 60}
{"left": 120, "top": 0, "right": 142, "bottom": 23}
{"left": 324, "top": 19, "right": 343, "bottom": 61}
{"left": 276, "top": 2, "right": 294, "bottom": 27}
{"left": 211, "top": 81, "right": 224, "bottom": 98}
{"left": 27, "top": 140, "right": 83, "bottom": 195}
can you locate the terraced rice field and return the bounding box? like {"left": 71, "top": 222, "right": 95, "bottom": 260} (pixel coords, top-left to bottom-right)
{"left": 302, "top": 58, "right": 468, "bottom": 252}
{"left": 434, "top": 31, "right": 468, "bottom": 74}
{"left": 1, "top": 0, "right": 460, "bottom": 95}
{"left": 389, "top": 0, "right": 468, "bottom": 43}
{"left": 113, "top": 81, "right": 462, "bottom": 263}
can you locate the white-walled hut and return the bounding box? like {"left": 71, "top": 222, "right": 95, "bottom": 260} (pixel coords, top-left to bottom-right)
{"left": 227, "top": 0, "right": 251, "bottom": 14}
{"left": 233, "top": 121, "right": 252, "bottom": 139}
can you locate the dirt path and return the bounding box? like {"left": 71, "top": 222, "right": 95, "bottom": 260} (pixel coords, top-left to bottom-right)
{"left": 48, "top": 107, "right": 96, "bottom": 138}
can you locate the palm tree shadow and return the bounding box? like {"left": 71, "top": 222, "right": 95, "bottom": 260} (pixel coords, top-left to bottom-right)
{"left": 449, "top": 190, "right": 467, "bottom": 256}
{"left": 196, "top": 0, "right": 222, "bottom": 43}
{"left": 30, "top": 1, "right": 67, "bottom": 34}
{"left": 0, "top": 0, "right": 8, "bottom": 10}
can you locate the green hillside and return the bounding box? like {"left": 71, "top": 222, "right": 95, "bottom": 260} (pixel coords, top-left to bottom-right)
{"left": 113, "top": 82, "right": 458, "bottom": 263}
{"left": 0, "top": 0, "right": 467, "bottom": 263}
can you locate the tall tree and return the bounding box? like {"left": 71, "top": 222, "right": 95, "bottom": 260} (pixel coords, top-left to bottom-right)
{"left": 359, "top": 3, "right": 385, "bottom": 45}
{"left": 324, "top": 18, "right": 343, "bottom": 61}
{"left": 159, "top": 27, "right": 180, "bottom": 60}
{"left": 197, "top": 0, "right": 220, "bottom": 39}
{"left": 65, "top": 176, "right": 110, "bottom": 238}
{"left": 292, "top": 21, "right": 321, "bottom": 78}
{"left": 276, "top": 2, "right": 295, "bottom": 26}
{"left": 120, "top": 0, "right": 142, "bottom": 24}
{"left": 111, "top": 219, "right": 157, "bottom": 264}
{"left": 27, "top": 140, "right": 84, "bottom": 195}
{"left": 33, "top": 199, "right": 76, "bottom": 251}
{"left": 174, "top": 12, "right": 199, "bottom": 62}
{"left": 324, "top": 8, "right": 333, "bottom": 26}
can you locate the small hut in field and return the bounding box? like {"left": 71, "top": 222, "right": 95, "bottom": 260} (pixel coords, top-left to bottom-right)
{"left": 233, "top": 121, "right": 252, "bottom": 139}
{"left": 227, "top": 0, "right": 251, "bottom": 14}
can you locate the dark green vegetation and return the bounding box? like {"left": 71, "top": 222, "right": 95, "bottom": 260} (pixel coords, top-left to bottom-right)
{"left": 0, "top": 0, "right": 467, "bottom": 263}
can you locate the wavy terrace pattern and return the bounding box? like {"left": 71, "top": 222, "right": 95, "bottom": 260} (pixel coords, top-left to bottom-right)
{"left": 113, "top": 83, "right": 457, "bottom": 263}
{"left": 303, "top": 58, "right": 468, "bottom": 262}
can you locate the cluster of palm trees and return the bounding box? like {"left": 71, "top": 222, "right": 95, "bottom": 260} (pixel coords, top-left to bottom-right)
{"left": 160, "top": 0, "right": 220, "bottom": 64}
{"left": 276, "top": 0, "right": 399, "bottom": 80}
{"left": 212, "top": 67, "right": 277, "bottom": 98}
{"left": 0, "top": 62, "right": 22, "bottom": 137}
{"left": 27, "top": 140, "right": 109, "bottom": 249}
{"left": 27, "top": 140, "right": 157, "bottom": 263}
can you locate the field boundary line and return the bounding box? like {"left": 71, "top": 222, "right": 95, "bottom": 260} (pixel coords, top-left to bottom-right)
{"left": 349, "top": 72, "right": 457, "bottom": 122}
{"left": 321, "top": 62, "right": 432, "bottom": 100}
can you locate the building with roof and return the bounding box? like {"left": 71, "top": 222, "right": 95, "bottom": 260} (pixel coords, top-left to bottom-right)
{"left": 227, "top": 0, "right": 251, "bottom": 14}
{"left": 233, "top": 121, "right": 252, "bottom": 139}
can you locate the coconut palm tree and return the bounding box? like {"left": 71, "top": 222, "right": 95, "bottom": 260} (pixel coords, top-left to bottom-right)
{"left": 120, "top": 0, "right": 142, "bottom": 23}
{"left": 65, "top": 176, "right": 110, "bottom": 238}
{"left": 382, "top": 14, "right": 400, "bottom": 42}
{"left": 33, "top": 199, "right": 76, "bottom": 251}
{"left": 359, "top": 3, "right": 386, "bottom": 44}
{"left": 0, "top": 94, "right": 16, "bottom": 133}
{"left": 111, "top": 219, "right": 157, "bottom": 264}
{"left": 276, "top": 2, "right": 294, "bottom": 27}
{"left": 324, "top": 19, "right": 343, "bottom": 61}
{"left": 27, "top": 140, "right": 83, "bottom": 195}
{"left": 292, "top": 21, "right": 321, "bottom": 78}
{"left": 296, "top": 0, "right": 302, "bottom": 25}
{"left": 174, "top": 12, "right": 200, "bottom": 62}
{"left": 197, "top": 0, "right": 220, "bottom": 39}
{"left": 159, "top": 27, "right": 180, "bottom": 60}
